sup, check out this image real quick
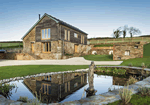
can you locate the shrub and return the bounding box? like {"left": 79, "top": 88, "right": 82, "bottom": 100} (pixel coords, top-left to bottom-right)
{"left": 17, "top": 96, "right": 28, "bottom": 102}
{"left": 127, "top": 75, "right": 138, "bottom": 85}
{"left": 0, "top": 83, "right": 16, "bottom": 98}
{"left": 137, "top": 87, "right": 150, "bottom": 96}
{"left": 119, "top": 85, "right": 133, "bottom": 105}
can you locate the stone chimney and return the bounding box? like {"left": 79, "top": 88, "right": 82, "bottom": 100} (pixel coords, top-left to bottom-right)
{"left": 39, "top": 14, "right": 40, "bottom": 20}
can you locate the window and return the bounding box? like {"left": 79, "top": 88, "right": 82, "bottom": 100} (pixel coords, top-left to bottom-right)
{"left": 42, "top": 84, "right": 51, "bottom": 94}
{"left": 125, "top": 50, "right": 130, "bottom": 55}
{"left": 83, "top": 36, "right": 84, "bottom": 44}
{"left": 64, "top": 30, "right": 67, "bottom": 40}
{"left": 118, "top": 57, "right": 121, "bottom": 60}
{"left": 134, "top": 46, "right": 138, "bottom": 48}
{"left": 74, "top": 33, "right": 78, "bottom": 38}
{"left": 74, "top": 83, "right": 78, "bottom": 88}
{"left": 50, "top": 76, "right": 51, "bottom": 82}
{"left": 42, "top": 42, "right": 51, "bottom": 53}
{"left": 41, "top": 28, "right": 51, "bottom": 39}
{"left": 81, "top": 35, "right": 84, "bottom": 44}
{"left": 65, "top": 83, "right": 67, "bottom": 93}
{"left": 68, "top": 31, "right": 70, "bottom": 41}
{"left": 48, "top": 86, "right": 51, "bottom": 94}
{"left": 68, "top": 82, "right": 70, "bottom": 91}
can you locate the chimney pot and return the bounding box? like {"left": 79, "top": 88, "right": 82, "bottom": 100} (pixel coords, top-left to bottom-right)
{"left": 39, "top": 14, "right": 40, "bottom": 20}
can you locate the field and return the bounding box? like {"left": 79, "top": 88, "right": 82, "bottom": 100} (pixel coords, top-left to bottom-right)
{"left": 88, "top": 37, "right": 150, "bottom": 44}
{"left": 0, "top": 42, "right": 23, "bottom": 48}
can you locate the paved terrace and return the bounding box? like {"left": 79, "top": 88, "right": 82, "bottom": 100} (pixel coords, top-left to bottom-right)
{"left": 0, "top": 57, "right": 123, "bottom": 66}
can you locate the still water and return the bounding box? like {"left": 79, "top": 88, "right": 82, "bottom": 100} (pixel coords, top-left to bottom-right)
{"left": 7, "top": 72, "right": 126, "bottom": 104}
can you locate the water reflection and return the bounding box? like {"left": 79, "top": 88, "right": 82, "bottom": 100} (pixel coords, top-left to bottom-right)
{"left": 6, "top": 72, "right": 142, "bottom": 104}
{"left": 23, "top": 72, "right": 87, "bottom": 103}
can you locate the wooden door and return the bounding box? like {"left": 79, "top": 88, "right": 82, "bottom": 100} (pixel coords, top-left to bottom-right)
{"left": 31, "top": 43, "right": 34, "bottom": 53}
{"left": 74, "top": 45, "right": 78, "bottom": 53}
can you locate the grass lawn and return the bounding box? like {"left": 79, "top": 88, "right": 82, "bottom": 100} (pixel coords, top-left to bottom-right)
{"left": 82, "top": 43, "right": 150, "bottom": 68}
{"left": 107, "top": 93, "right": 150, "bottom": 105}
{"left": 0, "top": 42, "right": 23, "bottom": 49}
{"left": 0, "top": 65, "right": 90, "bottom": 80}
{"left": 83, "top": 54, "right": 113, "bottom": 61}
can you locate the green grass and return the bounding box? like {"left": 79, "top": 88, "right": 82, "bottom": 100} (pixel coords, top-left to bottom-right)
{"left": 94, "top": 44, "right": 113, "bottom": 47}
{"left": 107, "top": 93, "right": 150, "bottom": 105}
{"left": 0, "top": 43, "right": 23, "bottom": 48}
{"left": 0, "top": 65, "right": 90, "bottom": 80}
{"left": 88, "top": 37, "right": 150, "bottom": 44}
{"left": 83, "top": 54, "right": 113, "bottom": 61}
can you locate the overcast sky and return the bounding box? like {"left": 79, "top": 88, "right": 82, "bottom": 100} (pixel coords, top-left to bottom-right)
{"left": 0, "top": 0, "right": 150, "bottom": 41}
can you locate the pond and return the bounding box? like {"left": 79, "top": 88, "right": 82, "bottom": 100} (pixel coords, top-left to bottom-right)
{"left": 4, "top": 72, "right": 143, "bottom": 104}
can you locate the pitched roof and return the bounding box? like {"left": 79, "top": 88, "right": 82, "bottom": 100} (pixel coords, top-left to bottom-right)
{"left": 21, "top": 13, "right": 88, "bottom": 40}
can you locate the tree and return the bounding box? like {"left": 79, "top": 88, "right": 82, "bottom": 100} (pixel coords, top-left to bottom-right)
{"left": 128, "top": 27, "right": 141, "bottom": 38}
{"left": 121, "top": 25, "right": 129, "bottom": 38}
{"left": 112, "top": 28, "right": 121, "bottom": 38}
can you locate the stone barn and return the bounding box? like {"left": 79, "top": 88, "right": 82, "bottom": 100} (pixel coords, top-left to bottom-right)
{"left": 113, "top": 42, "right": 144, "bottom": 60}
{"left": 21, "top": 13, "right": 92, "bottom": 60}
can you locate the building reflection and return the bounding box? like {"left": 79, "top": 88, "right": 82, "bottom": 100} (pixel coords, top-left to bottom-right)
{"left": 23, "top": 72, "right": 87, "bottom": 103}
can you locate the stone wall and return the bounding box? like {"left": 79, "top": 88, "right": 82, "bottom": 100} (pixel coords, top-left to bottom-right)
{"left": 5, "top": 53, "right": 37, "bottom": 60}
{"left": 0, "top": 53, "right": 6, "bottom": 59}
{"left": 5, "top": 53, "right": 17, "bottom": 60}
{"left": 88, "top": 47, "right": 113, "bottom": 55}
{"left": 64, "top": 41, "right": 94, "bottom": 55}
{"left": 23, "top": 26, "right": 36, "bottom": 53}
{"left": 113, "top": 42, "right": 143, "bottom": 60}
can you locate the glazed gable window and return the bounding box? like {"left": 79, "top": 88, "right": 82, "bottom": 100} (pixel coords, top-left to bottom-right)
{"left": 41, "top": 28, "right": 50, "bottom": 39}
{"left": 74, "top": 33, "right": 78, "bottom": 38}
{"left": 64, "top": 30, "right": 67, "bottom": 40}
{"left": 81, "top": 35, "right": 84, "bottom": 44}
{"left": 68, "top": 31, "right": 70, "bottom": 41}
{"left": 43, "top": 42, "right": 51, "bottom": 53}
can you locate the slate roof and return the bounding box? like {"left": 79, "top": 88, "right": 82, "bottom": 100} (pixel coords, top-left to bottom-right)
{"left": 21, "top": 13, "right": 88, "bottom": 40}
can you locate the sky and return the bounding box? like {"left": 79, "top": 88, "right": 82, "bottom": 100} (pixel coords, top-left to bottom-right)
{"left": 0, "top": 0, "right": 150, "bottom": 41}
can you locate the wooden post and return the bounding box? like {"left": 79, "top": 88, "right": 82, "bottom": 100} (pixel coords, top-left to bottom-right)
{"left": 142, "top": 37, "right": 143, "bottom": 42}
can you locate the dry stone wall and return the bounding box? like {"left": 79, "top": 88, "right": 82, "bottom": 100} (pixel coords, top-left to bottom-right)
{"left": 0, "top": 53, "right": 6, "bottom": 59}
{"left": 113, "top": 42, "right": 143, "bottom": 60}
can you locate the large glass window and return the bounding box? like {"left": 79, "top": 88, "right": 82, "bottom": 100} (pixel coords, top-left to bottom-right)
{"left": 42, "top": 85, "right": 44, "bottom": 93}
{"left": 42, "top": 30, "right": 44, "bottom": 39}
{"left": 43, "top": 42, "right": 51, "bottom": 53}
{"left": 48, "top": 86, "right": 51, "bottom": 94}
{"left": 64, "top": 30, "right": 67, "bottom": 40}
{"left": 48, "top": 29, "right": 50, "bottom": 38}
{"left": 41, "top": 28, "right": 50, "bottom": 39}
{"left": 68, "top": 31, "right": 70, "bottom": 41}
{"left": 74, "top": 33, "right": 78, "bottom": 38}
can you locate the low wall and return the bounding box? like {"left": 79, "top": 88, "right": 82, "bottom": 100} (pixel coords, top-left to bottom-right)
{"left": 0, "top": 53, "right": 6, "bottom": 59}
{"left": 89, "top": 47, "right": 113, "bottom": 55}
{"left": 39, "top": 53, "right": 62, "bottom": 60}
{"left": 5, "top": 53, "right": 36, "bottom": 60}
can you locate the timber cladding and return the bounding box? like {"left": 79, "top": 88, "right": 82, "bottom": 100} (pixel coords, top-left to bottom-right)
{"left": 35, "top": 16, "right": 59, "bottom": 42}
{"left": 61, "top": 25, "right": 87, "bottom": 45}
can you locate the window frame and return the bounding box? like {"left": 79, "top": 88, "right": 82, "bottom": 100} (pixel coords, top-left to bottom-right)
{"left": 64, "top": 29, "right": 67, "bottom": 40}
{"left": 41, "top": 28, "right": 51, "bottom": 40}
{"left": 81, "top": 35, "right": 84, "bottom": 44}
{"left": 42, "top": 42, "right": 51, "bottom": 53}
{"left": 41, "top": 83, "right": 51, "bottom": 95}
{"left": 68, "top": 31, "right": 70, "bottom": 41}
{"left": 125, "top": 50, "right": 130, "bottom": 56}
{"left": 74, "top": 33, "right": 78, "bottom": 38}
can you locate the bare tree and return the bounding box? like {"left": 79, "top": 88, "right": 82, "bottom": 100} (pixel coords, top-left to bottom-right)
{"left": 112, "top": 28, "right": 121, "bottom": 38}
{"left": 121, "top": 25, "right": 129, "bottom": 38}
{"left": 128, "top": 27, "right": 141, "bottom": 38}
